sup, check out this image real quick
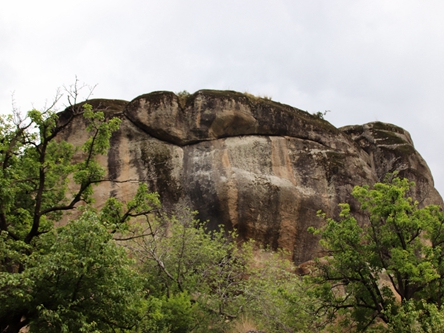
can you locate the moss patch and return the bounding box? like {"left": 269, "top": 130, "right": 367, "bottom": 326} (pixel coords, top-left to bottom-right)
{"left": 140, "top": 141, "right": 182, "bottom": 203}
{"left": 372, "top": 121, "right": 405, "bottom": 134}
{"left": 340, "top": 125, "right": 364, "bottom": 137}
{"left": 196, "top": 89, "right": 248, "bottom": 102}
{"left": 396, "top": 144, "right": 416, "bottom": 156}
{"left": 130, "top": 91, "right": 176, "bottom": 109}
{"left": 373, "top": 129, "right": 408, "bottom": 145}
{"left": 176, "top": 90, "right": 191, "bottom": 109}
{"left": 316, "top": 151, "right": 348, "bottom": 183}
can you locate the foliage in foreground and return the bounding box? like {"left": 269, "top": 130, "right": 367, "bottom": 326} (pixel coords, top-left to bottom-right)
{"left": 310, "top": 175, "right": 444, "bottom": 332}
{"left": 19, "top": 211, "right": 144, "bottom": 333}
{"left": 0, "top": 90, "right": 158, "bottom": 332}
{"left": 126, "top": 209, "right": 255, "bottom": 332}
{"left": 8, "top": 87, "right": 444, "bottom": 333}
{"left": 125, "top": 209, "right": 321, "bottom": 333}
{"left": 0, "top": 89, "right": 317, "bottom": 333}
{"left": 240, "top": 249, "right": 323, "bottom": 333}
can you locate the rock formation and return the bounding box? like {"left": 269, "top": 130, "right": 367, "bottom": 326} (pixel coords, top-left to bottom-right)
{"left": 57, "top": 90, "right": 443, "bottom": 264}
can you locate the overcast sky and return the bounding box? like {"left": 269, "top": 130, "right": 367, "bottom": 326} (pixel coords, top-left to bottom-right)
{"left": 2, "top": 0, "right": 444, "bottom": 195}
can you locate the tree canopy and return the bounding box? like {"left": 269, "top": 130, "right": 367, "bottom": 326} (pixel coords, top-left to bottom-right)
{"left": 310, "top": 175, "right": 444, "bottom": 332}
{"left": 0, "top": 89, "right": 159, "bottom": 332}
{"left": 7, "top": 86, "right": 444, "bottom": 333}
{"left": 0, "top": 88, "right": 315, "bottom": 333}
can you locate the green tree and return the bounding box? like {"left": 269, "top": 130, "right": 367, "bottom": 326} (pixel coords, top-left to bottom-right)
{"left": 309, "top": 175, "right": 444, "bottom": 332}
{"left": 128, "top": 209, "right": 323, "bottom": 333}
{"left": 125, "top": 209, "right": 252, "bottom": 332}
{"left": 19, "top": 210, "right": 144, "bottom": 333}
{"left": 240, "top": 249, "right": 323, "bottom": 333}
{"left": 0, "top": 88, "right": 159, "bottom": 332}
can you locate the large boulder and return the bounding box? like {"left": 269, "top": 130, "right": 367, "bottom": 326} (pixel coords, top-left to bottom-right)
{"left": 57, "top": 90, "right": 443, "bottom": 264}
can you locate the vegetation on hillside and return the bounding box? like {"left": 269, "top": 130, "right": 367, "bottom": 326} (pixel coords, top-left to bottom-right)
{"left": 0, "top": 87, "right": 317, "bottom": 333}
{"left": 2, "top": 86, "right": 444, "bottom": 332}
{"left": 0, "top": 86, "right": 158, "bottom": 332}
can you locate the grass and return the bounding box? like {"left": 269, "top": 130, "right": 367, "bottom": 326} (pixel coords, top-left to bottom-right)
{"left": 225, "top": 316, "right": 260, "bottom": 333}
{"left": 243, "top": 91, "right": 272, "bottom": 102}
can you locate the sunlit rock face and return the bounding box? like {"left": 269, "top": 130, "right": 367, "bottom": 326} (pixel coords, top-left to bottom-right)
{"left": 57, "top": 90, "right": 443, "bottom": 264}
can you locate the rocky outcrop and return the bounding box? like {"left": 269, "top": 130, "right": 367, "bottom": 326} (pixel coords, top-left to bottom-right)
{"left": 341, "top": 122, "right": 441, "bottom": 207}
{"left": 57, "top": 90, "right": 443, "bottom": 264}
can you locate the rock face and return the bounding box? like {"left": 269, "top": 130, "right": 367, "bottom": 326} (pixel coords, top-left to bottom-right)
{"left": 57, "top": 90, "right": 443, "bottom": 264}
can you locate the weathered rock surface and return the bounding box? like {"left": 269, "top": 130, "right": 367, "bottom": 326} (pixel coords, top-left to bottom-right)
{"left": 57, "top": 90, "right": 443, "bottom": 264}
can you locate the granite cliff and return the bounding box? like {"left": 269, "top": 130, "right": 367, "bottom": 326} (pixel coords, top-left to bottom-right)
{"left": 57, "top": 90, "right": 443, "bottom": 264}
